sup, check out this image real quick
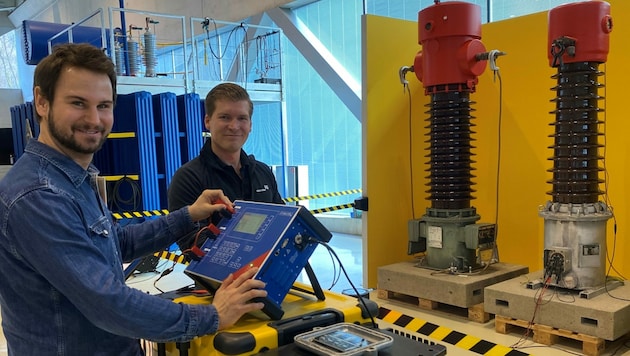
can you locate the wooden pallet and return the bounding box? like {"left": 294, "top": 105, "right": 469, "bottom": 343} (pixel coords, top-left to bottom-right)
{"left": 495, "top": 315, "right": 605, "bottom": 356}
{"left": 376, "top": 289, "right": 491, "bottom": 323}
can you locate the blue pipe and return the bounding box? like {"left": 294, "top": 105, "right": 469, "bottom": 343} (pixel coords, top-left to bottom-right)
{"left": 119, "top": 0, "right": 129, "bottom": 76}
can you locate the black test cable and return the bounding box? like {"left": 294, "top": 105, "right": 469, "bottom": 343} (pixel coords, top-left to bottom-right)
{"left": 308, "top": 238, "right": 378, "bottom": 329}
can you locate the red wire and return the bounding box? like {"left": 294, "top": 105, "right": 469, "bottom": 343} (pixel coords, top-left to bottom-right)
{"left": 182, "top": 226, "right": 209, "bottom": 254}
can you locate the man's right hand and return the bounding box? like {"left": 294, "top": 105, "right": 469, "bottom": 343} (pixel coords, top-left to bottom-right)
{"left": 212, "top": 267, "right": 267, "bottom": 330}
{"left": 187, "top": 189, "right": 234, "bottom": 222}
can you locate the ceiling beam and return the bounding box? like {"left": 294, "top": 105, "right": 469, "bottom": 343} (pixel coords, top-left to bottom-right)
{"left": 266, "top": 7, "right": 361, "bottom": 121}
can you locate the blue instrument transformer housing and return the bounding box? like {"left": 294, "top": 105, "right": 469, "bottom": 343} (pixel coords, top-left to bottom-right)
{"left": 185, "top": 201, "right": 333, "bottom": 320}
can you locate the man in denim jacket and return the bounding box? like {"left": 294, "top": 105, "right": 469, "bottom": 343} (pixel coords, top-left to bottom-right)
{"left": 0, "top": 43, "right": 267, "bottom": 355}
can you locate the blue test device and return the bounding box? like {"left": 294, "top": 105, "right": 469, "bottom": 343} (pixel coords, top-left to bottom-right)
{"left": 184, "top": 200, "right": 333, "bottom": 319}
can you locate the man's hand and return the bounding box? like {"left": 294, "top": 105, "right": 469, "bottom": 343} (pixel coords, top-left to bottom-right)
{"left": 212, "top": 267, "right": 267, "bottom": 330}
{"left": 187, "top": 189, "right": 234, "bottom": 222}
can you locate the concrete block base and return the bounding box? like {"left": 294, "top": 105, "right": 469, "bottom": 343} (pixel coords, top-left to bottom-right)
{"left": 484, "top": 270, "right": 630, "bottom": 340}
{"left": 377, "top": 260, "right": 529, "bottom": 309}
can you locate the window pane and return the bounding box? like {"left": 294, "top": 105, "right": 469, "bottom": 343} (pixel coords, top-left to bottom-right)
{"left": 491, "top": 0, "right": 585, "bottom": 21}
{"left": 0, "top": 30, "right": 19, "bottom": 89}
{"left": 366, "top": 0, "right": 489, "bottom": 24}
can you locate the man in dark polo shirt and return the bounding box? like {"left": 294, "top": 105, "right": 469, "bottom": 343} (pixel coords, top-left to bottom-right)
{"left": 168, "top": 83, "right": 284, "bottom": 253}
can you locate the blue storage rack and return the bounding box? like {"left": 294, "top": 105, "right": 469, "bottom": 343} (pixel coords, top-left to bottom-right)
{"left": 176, "top": 93, "right": 204, "bottom": 163}
{"left": 93, "top": 91, "right": 160, "bottom": 211}
{"left": 26, "top": 102, "right": 39, "bottom": 138}
{"left": 9, "top": 106, "right": 24, "bottom": 159}
{"left": 152, "top": 92, "right": 182, "bottom": 206}
{"left": 10, "top": 102, "right": 38, "bottom": 161}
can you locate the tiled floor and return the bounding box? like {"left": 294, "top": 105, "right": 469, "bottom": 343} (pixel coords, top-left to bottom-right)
{"left": 2, "top": 232, "right": 630, "bottom": 355}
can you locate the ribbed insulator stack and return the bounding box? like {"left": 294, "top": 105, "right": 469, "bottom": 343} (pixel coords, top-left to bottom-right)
{"left": 547, "top": 62, "right": 604, "bottom": 204}
{"left": 424, "top": 90, "right": 476, "bottom": 209}
{"left": 143, "top": 30, "right": 157, "bottom": 77}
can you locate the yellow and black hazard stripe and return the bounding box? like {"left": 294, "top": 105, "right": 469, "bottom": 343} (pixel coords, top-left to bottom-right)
{"left": 283, "top": 189, "right": 361, "bottom": 203}
{"left": 309, "top": 203, "right": 355, "bottom": 215}
{"left": 378, "top": 307, "right": 531, "bottom": 356}
{"left": 154, "top": 250, "right": 189, "bottom": 265}
{"left": 111, "top": 188, "right": 362, "bottom": 219}
{"left": 112, "top": 204, "right": 356, "bottom": 219}
{"left": 112, "top": 209, "right": 169, "bottom": 220}
{"left": 112, "top": 200, "right": 359, "bottom": 220}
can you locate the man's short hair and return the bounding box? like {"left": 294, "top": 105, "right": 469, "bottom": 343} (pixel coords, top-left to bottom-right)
{"left": 33, "top": 43, "right": 117, "bottom": 122}
{"left": 204, "top": 82, "right": 254, "bottom": 118}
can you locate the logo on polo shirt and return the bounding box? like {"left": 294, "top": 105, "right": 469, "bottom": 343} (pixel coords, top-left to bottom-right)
{"left": 255, "top": 185, "right": 270, "bottom": 193}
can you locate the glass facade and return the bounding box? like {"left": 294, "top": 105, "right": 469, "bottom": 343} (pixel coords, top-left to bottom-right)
{"left": 0, "top": 31, "right": 19, "bottom": 89}
{"left": 366, "top": 0, "right": 489, "bottom": 23}
{"left": 490, "top": 0, "right": 588, "bottom": 22}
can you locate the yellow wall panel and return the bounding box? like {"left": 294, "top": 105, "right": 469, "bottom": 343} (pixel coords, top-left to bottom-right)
{"left": 362, "top": 14, "right": 430, "bottom": 288}
{"left": 364, "top": 0, "right": 629, "bottom": 289}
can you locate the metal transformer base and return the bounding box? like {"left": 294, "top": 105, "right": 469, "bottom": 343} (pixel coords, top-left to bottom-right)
{"left": 377, "top": 260, "right": 529, "bottom": 309}
{"left": 484, "top": 270, "right": 630, "bottom": 340}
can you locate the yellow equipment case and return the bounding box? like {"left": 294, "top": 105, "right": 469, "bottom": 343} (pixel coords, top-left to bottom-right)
{"left": 158, "top": 282, "right": 379, "bottom": 356}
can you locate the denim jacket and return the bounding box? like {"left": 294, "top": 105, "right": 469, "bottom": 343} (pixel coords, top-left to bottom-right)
{"left": 0, "top": 140, "right": 219, "bottom": 355}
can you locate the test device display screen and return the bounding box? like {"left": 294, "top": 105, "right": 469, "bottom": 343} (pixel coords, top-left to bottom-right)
{"left": 294, "top": 323, "right": 394, "bottom": 355}
{"left": 314, "top": 330, "right": 370, "bottom": 352}
{"left": 233, "top": 212, "right": 266, "bottom": 234}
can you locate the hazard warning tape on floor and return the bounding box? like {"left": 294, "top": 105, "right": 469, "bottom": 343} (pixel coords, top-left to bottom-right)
{"left": 154, "top": 250, "right": 188, "bottom": 265}
{"left": 309, "top": 203, "right": 355, "bottom": 214}
{"left": 113, "top": 203, "right": 356, "bottom": 220}
{"left": 112, "top": 209, "right": 169, "bottom": 220}
{"left": 112, "top": 188, "right": 362, "bottom": 220}
{"left": 378, "top": 307, "right": 531, "bottom": 356}
{"left": 283, "top": 189, "right": 361, "bottom": 203}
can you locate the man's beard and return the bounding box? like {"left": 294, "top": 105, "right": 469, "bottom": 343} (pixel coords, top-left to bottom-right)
{"left": 47, "top": 111, "right": 108, "bottom": 154}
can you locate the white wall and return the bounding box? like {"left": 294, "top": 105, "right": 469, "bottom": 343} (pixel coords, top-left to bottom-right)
{"left": 0, "top": 88, "right": 23, "bottom": 128}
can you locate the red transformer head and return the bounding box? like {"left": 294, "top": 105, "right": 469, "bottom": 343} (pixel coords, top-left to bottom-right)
{"left": 413, "top": 1, "right": 487, "bottom": 94}
{"left": 548, "top": 1, "right": 612, "bottom": 67}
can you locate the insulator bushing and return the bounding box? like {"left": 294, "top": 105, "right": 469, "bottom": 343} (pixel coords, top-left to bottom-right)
{"left": 547, "top": 2, "right": 610, "bottom": 204}
{"left": 127, "top": 40, "right": 140, "bottom": 77}
{"left": 413, "top": 1, "right": 485, "bottom": 210}
{"left": 548, "top": 62, "right": 605, "bottom": 204}
{"left": 541, "top": 1, "right": 613, "bottom": 291}
{"left": 424, "top": 91, "right": 476, "bottom": 209}
{"left": 114, "top": 44, "right": 125, "bottom": 76}
{"left": 143, "top": 31, "right": 157, "bottom": 77}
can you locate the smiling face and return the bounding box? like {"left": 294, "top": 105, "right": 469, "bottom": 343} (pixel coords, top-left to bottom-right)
{"left": 204, "top": 99, "right": 252, "bottom": 157}
{"left": 35, "top": 66, "right": 114, "bottom": 168}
